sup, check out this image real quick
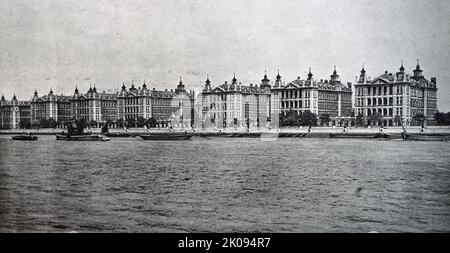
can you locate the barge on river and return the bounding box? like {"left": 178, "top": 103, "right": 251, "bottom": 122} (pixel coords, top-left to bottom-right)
{"left": 139, "top": 132, "right": 193, "bottom": 140}
{"left": 12, "top": 134, "right": 38, "bottom": 141}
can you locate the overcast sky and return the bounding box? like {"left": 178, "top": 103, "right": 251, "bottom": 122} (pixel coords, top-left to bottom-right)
{"left": 1, "top": 0, "right": 449, "bottom": 110}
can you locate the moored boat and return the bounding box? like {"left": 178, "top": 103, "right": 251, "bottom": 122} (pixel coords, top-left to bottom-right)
{"left": 105, "top": 132, "right": 136, "bottom": 138}
{"left": 12, "top": 135, "right": 38, "bottom": 141}
{"left": 139, "top": 132, "right": 193, "bottom": 140}
{"left": 56, "top": 119, "right": 110, "bottom": 141}
{"left": 56, "top": 134, "right": 110, "bottom": 141}
{"left": 329, "top": 133, "right": 390, "bottom": 139}
{"left": 404, "top": 133, "right": 450, "bottom": 141}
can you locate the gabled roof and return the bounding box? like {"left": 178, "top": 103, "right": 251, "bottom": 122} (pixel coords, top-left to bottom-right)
{"left": 370, "top": 77, "right": 390, "bottom": 84}
{"left": 212, "top": 86, "right": 225, "bottom": 93}
{"left": 283, "top": 82, "right": 300, "bottom": 89}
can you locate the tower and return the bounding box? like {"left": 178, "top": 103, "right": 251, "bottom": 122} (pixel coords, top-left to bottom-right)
{"left": 330, "top": 66, "right": 341, "bottom": 84}
{"left": 307, "top": 67, "right": 313, "bottom": 80}
{"left": 413, "top": 59, "right": 423, "bottom": 79}
{"left": 358, "top": 65, "right": 367, "bottom": 83}
{"left": 203, "top": 75, "right": 211, "bottom": 92}
{"left": 176, "top": 76, "right": 185, "bottom": 92}
{"left": 260, "top": 70, "right": 271, "bottom": 90}
{"left": 274, "top": 69, "right": 282, "bottom": 87}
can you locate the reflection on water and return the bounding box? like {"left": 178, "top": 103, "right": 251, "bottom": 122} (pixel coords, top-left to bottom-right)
{"left": 0, "top": 135, "right": 449, "bottom": 232}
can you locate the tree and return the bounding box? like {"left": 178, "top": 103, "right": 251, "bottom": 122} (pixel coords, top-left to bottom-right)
{"left": 368, "top": 112, "right": 383, "bottom": 126}
{"left": 125, "top": 118, "right": 136, "bottom": 128}
{"left": 145, "top": 117, "right": 157, "bottom": 128}
{"left": 300, "top": 110, "right": 317, "bottom": 126}
{"left": 412, "top": 113, "right": 426, "bottom": 126}
{"left": 434, "top": 112, "right": 450, "bottom": 126}
{"left": 319, "top": 114, "right": 331, "bottom": 127}
{"left": 39, "top": 118, "right": 57, "bottom": 128}
{"left": 19, "top": 119, "right": 31, "bottom": 129}
{"left": 88, "top": 120, "right": 97, "bottom": 128}
{"left": 280, "top": 110, "right": 299, "bottom": 127}
{"left": 356, "top": 114, "right": 365, "bottom": 127}
{"left": 394, "top": 115, "right": 402, "bottom": 126}
{"left": 116, "top": 119, "right": 125, "bottom": 128}
{"left": 136, "top": 117, "right": 146, "bottom": 127}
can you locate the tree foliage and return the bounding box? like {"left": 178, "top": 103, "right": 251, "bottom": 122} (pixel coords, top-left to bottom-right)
{"left": 319, "top": 114, "right": 331, "bottom": 126}
{"left": 280, "top": 110, "right": 318, "bottom": 127}
{"left": 355, "top": 114, "right": 365, "bottom": 126}
{"left": 39, "top": 118, "right": 57, "bottom": 128}
{"left": 136, "top": 117, "right": 146, "bottom": 128}
{"left": 412, "top": 113, "right": 426, "bottom": 125}
{"left": 434, "top": 112, "right": 450, "bottom": 126}
{"left": 368, "top": 112, "right": 383, "bottom": 126}
{"left": 19, "top": 119, "right": 31, "bottom": 129}
{"left": 145, "top": 117, "right": 157, "bottom": 128}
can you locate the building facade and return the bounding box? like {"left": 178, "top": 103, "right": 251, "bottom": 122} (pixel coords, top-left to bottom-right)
{"left": 70, "top": 85, "right": 118, "bottom": 126}
{"left": 201, "top": 74, "right": 271, "bottom": 129}
{"left": 271, "top": 67, "right": 353, "bottom": 126}
{"left": 354, "top": 61, "right": 438, "bottom": 126}
{"left": 30, "top": 89, "right": 71, "bottom": 127}
{"left": 0, "top": 95, "right": 31, "bottom": 129}
{"left": 117, "top": 79, "right": 195, "bottom": 128}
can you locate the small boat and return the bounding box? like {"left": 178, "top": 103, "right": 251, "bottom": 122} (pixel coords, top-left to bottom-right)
{"left": 56, "top": 119, "right": 110, "bottom": 141}
{"left": 231, "top": 132, "right": 261, "bottom": 138}
{"left": 139, "top": 132, "right": 193, "bottom": 140}
{"left": 56, "top": 134, "right": 110, "bottom": 141}
{"left": 199, "top": 132, "right": 235, "bottom": 138}
{"left": 12, "top": 135, "right": 38, "bottom": 141}
{"left": 105, "top": 132, "right": 136, "bottom": 138}
{"left": 329, "top": 133, "right": 390, "bottom": 139}
{"left": 404, "top": 133, "right": 450, "bottom": 142}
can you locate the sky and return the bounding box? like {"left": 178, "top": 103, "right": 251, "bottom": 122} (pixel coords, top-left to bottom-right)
{"left": 0, "top": 0, "right": 449, "bottom": 110}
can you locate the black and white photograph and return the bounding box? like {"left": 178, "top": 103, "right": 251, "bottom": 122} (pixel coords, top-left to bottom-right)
{"left": 0, "top": 0, "right": 449, "bottom": 242}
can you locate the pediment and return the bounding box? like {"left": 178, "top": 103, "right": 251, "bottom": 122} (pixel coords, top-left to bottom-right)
{"left": 283, "top": 83, "right": 299, "bottom": 89}
{"left": 212, "top": 87, "right": 225, "bottom": 92}
{"left": 371, "top": 77, "right": 389, "bottom": 84}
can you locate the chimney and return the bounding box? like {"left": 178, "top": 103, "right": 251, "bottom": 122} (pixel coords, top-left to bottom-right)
{"left": 250, "top": 83, "right": 253, "bottom": 87}
{"left": 153, "top": 88, "right": 156, "bottom": 91}
{"left": 165, "top": 89, "right": 167, "bottom": 91}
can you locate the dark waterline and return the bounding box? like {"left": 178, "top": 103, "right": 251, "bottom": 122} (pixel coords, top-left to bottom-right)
{"left": 0, "top": 135, "right": 449, "bottom": 232}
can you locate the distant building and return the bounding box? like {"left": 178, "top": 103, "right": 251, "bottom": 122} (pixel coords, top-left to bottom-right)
{"left": 117, "top": 79, "right": 195, "bottom": 128}
{"left": 0, "top": 95, "right": 31, "bottom": 129}
{"left": 271, "top": 67, "right": 353, "bottom": 126}
{"left": 30, "top": 89, "right": 71, "bottom": 127}
{"left": 70, "top": 85, "right": 118, "bottom": 126}
{"left": 354, "top": 60, "right": 438, "bottom": 126}
{"left": 201, "top": 74, "right": 271, "bottom": 129}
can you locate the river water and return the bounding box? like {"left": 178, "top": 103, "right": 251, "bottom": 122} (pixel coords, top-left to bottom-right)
{"left": 0, "top": 135, "right": 449, "bottom": 232}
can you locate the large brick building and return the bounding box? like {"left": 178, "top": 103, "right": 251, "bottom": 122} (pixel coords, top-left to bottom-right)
{"left": 201, "top": 74, "right": 271, "bottom": 129}
{"left": 70, "top": 85, "right": 118, "bottom": 126}
{"left": 0, "top": 95, "right": 31, "bottom": 129}
{"left": 271, "top": 67, "right": 353, "bottom": 126}
{"left": 117, "top": 79, "right": 195, "bottom": 128}
{"left": 354, "top": 60, "right": 438, "bottom": 126}
{"left": 30, "top": 89, "right": 71, "bottom": 127}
